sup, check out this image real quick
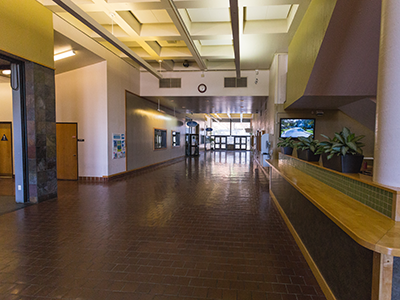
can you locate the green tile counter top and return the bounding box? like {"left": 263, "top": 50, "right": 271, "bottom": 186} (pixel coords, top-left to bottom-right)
{"left": 265, "top": 155, "right": 400, "bottom": 256}
{"left": 279, "top": 153, "right": 400, "bottom": 218}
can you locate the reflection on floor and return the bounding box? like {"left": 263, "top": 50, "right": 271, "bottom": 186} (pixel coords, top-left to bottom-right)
{"left": 0, "top": 151, "right": 326, "bottom": 299}
{"left": 0, "top": 196, "right": 29, "bottom": 215}
{"left": 0, "top": 178, "right": 30, "bottom": 215}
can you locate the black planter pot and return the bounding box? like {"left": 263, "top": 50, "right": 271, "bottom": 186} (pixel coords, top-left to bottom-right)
{"left": 297, "top": 149, "right": 320, "bottom": 162}
{"left": 322, "top": 153, "right": 364, "bottom": 173}
{"left": 281, "top": 147, "right": 293, "bottom": 155}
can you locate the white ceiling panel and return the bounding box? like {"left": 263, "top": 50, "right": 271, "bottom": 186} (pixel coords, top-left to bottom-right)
{"left": 158, "top": 40, "right": 187, "bottom": 47}
{"left": 187, "top": 8, "right": 230, "bottom": 22}
{"left": 133, "top": 10, "right": 172, "bottom": 23}
{"left": 73, "top": 0, "right": 95, "bottom": 4}
{"left": 152, "top": 10, "right": 173, "bottom": 23}
{"left": 246, "top": 5, "right": 291, "bottom": 21}
{"left": 87, "top": 12, "right": 113, "bottom": 25}
{"left": 133, "top": 10, "right": 157, "bottom": 23}
{"left": 200, "top": 40, "right": 232, "bottom": 46}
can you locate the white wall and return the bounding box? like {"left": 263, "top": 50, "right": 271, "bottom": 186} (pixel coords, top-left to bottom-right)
{"left": 107, "top": 58, "right": 140, "bottom": 176}
{"left": 56, "top": 62, "right": 108, "bottom": 177}
{"left": 0, "top": 82, "right": 12, "bottom": 121}
{"left": 140, "top": 70, "right": 269, "bottom": 97}
{"left": 54, "top": 14, "right": 141, "bottom": 177}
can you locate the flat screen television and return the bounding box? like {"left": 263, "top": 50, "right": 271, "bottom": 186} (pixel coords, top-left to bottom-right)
{"left": 279, "top": 118, "right": 315, "bottom": 138}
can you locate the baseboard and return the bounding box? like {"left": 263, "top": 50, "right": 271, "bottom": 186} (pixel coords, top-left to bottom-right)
{"left": 269, "top": 190, "right": 337, "bottom": 300}
{"left": 79, "top": 176, "right": 107, "bottom": 182}
{"left": 79, "top": 156, "right": 186, "bottom": 182}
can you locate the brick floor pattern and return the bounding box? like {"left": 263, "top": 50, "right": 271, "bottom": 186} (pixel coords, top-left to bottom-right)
{"left": 0, "top": 151, "right": 326, "bottom": 300}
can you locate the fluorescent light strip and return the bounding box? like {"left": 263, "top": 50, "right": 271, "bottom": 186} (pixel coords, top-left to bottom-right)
{"left": 2, "top": 70, "right": 11, "bottom": 75}
{"left": 54, "top": 50, "right": 75, "bottom": 61}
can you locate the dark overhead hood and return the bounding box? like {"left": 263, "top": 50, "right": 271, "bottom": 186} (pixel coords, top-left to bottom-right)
{"left": 286, "top": 0, "right": 381, "bottom": 110}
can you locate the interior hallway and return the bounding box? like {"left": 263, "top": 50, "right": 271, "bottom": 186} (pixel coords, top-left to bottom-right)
{"left": 0, "top": 151, "right": 325, "bottom": 300}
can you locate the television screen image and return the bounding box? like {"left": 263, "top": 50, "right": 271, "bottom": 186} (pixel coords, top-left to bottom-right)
{"left": 280, "top": 118, "right": 315, "bottom": 138}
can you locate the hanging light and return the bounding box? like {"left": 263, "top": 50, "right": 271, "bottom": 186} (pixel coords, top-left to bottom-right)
{"left": 1, "top": 134, "right": 8, "bottom": 141}
{"left": 157, "top": 99, "right": 165, "bottom": 114}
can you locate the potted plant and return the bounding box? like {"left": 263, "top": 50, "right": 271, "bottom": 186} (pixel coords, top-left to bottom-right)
{"left": 277, "top": 137, "right": 295, "bottom": 155}
{"left": 296, "top": 136, "right": 321, "bottom": 162}
{"left": 317, "top": 127, "right": 365, "bottom": 173}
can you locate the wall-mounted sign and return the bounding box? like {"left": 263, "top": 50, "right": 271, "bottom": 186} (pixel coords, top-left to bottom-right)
{"left": 112, "top": 133, "right": 125, "bottom": 159}
{"left": 205, "top": 128, "right": 213, "bottom": 131}
{"left": 187, "top": 121, "right": 198, "bottom": 127}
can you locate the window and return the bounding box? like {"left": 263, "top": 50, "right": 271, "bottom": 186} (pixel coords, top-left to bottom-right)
{"left": 172, "top": 131, "right": 180, "bottom": 147}
{"left": 154, "top": 129, "right": 167, "bottom": 149}
{"left": 232, "top": 121, "right": 251, "bottom": 136}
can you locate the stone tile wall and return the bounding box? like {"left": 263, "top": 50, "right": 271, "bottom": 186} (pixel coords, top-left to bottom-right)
{"left": 25, "top": 62, "right": 57, "bottom": 203}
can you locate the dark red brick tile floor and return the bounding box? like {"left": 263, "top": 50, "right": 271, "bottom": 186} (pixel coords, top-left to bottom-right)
{"left": 0, "top": 151, "right": 326, "bottom": 299}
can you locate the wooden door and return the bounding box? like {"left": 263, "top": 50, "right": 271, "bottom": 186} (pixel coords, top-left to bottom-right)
{"left": 56, "top": 123, "right": 78, "bottom": 180}
{"left": 0, "top": 122, "right": 13, "bottom": 176}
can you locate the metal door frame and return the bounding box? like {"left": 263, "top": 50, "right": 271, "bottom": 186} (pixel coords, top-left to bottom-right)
{"left": 214, "top": 135, "right": 227, "bottom": 150}
{"left": 234, "top": 136, "right": 250, "bottom": 150}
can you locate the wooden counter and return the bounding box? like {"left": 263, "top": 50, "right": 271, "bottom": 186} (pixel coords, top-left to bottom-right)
{"left": 266, "top": 156, "right": 400, "bottom": 256}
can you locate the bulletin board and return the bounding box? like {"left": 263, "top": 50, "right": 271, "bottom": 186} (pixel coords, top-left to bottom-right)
{"left": 112, "top": 133, "right": 125, "bottom": 159}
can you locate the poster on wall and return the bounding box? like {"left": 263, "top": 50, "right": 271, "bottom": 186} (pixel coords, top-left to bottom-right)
{"left": 112, "top": 133, "right": 126, "bottom": 159}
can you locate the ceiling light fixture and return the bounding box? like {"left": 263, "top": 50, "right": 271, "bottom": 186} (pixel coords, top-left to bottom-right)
{"left": 158, "top": 60, "right": 163, "bottom": 73}
{"left": 2, "top": 70, "right": 11, "bottom": 75}
{"left": 54, "top": 50, "right": 76, "bottom": 61}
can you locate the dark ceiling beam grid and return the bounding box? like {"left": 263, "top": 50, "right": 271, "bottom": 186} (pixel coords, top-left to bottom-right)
{"left": 162, "top": 0, "right": 207, "bottom": 70}
{"left": 229, "top": 0, "right": 241, "bottom": 78}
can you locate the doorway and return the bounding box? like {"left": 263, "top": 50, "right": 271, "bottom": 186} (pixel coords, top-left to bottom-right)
{"left": 56, "top": 123, "right": 78, "bottom": 180}
{"left": 0, "top": 54, "right": 30, "bottom": 207}
{"left": 0, "top": 122, "right": 13, "bottom": 176}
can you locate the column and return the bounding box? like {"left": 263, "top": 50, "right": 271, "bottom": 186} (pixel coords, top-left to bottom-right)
{"left": 374, "top": 0, "right": 400, "bottom": 187}
{"left": 25, "top": 62, "right": 58, "bottom": 203}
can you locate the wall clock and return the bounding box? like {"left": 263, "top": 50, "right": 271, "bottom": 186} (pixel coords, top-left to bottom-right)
{"left": 198, "top": 83, "right": 207, "bottom": 93}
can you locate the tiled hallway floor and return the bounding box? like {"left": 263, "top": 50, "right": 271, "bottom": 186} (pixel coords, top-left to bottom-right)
{"left": 0, "top": 151, "right": 326, "bottom": 300}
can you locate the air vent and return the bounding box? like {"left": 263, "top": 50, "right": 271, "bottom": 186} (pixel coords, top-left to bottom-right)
{"left": 224, "top": 77, "right": 247, "bottom": 88}
{"left": 159, "top": 78, "right": 181, "bottom": 88}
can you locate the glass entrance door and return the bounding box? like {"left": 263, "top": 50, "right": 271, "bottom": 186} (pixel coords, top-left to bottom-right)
{"left": 234, "top": 136, "right": 249, "bottom": 150}
{"left": 214, "top": 136, "right": 227, "bottom": 150}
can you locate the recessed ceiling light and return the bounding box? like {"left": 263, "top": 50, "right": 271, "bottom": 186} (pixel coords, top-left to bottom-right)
{"left": 2, "top": 70, "right": 11, "bottom": 75}
{"left": 54, "top": 50, "right": 75, "bottom": 61}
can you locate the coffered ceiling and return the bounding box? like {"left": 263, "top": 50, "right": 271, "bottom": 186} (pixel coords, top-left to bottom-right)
{"left": 38, "top": 0, "right": 310, "bottom": 74}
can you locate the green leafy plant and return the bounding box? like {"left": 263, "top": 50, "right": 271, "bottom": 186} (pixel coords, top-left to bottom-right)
{"left": 277, "top": 137, "right": 295, "bottom": 148}
{"left": 296, "top": 136, "right": 320, "bottom": 153}
{"left": 317, "top": 127, "right": 365, "bottom": 159}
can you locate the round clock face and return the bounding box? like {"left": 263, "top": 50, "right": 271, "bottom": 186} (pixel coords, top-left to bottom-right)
{"left": 198, "top": 83, "right": 207, "bottom": 93}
